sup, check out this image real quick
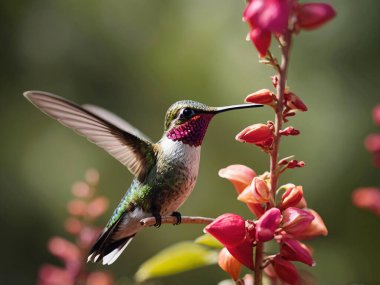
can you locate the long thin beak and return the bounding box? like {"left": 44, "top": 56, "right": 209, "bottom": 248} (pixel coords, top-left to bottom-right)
{"left": 210, "top": 103, "right": 263, "bottom": 114}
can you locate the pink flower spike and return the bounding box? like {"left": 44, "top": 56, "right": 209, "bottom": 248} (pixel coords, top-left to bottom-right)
{"left": 87, "top": 272, "right": 114, "bottom": 285}
{"left": 353, "top": 187, "right": 380, "bottom": 216}
{"left": 218, "top": 164, "right": 256, "bottom": 194}
{"left": 293, "top": 209, "right": 328, "bottom": 239}
{"left": 236, "top": 123, "right": 274, "bottom": 148}
{"left": 256, "top": 208, "right": 282, "bottom": 242}
{"left": 218, "top": 247, "right": 242, "bottom": 281}
{"left": 48, "top": 237, "right": 81, "bottom": 265}
{"left": 249, "top": 28, "right": 271, "bottom": 57}
{"left": 278, "top": 185, "right": 304, "bottom": 210}
{"left": 245, "top": 89, "right": 276, "bottom": 105}
{"left": 272, "top": 255, "right": 300, "bottom": 284}
{"left": 297, "top": 3, "right": 336, "bottom": 31}
{"left": 204, "top": 213, "right": 246, "bottom": 247}
{"left": 227, "top": 240, "right": 254, "bottom": 270}
{"left": 280, "top": 239, "right": 314, "bottom": 266}
{"left": 373, "top": 104, "right": 380, "bottom": 126}
{"left": 38, "top": 265, "right": 72, "bottom": 285}
{"left": 281, "top": 207, "right": 314, "bottom": 235}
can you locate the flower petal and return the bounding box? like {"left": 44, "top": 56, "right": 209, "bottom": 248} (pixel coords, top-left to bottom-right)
{"left": 272, "top": 255, "right": 299, "bottom": 284}
{"left": 280, "top": 239, "right": 314, "bottom": 266}
{"left": 218, "top": 247, "right": 242, "bottom": 281}
{"left": 281, "top": 207, "right": 314, "bottom": 235}
{"left": 227, "top": 240, "right": 254, "bottom": 270}
{"left": 297, "top": 3, "right": 336, "bottom": 30}
{"left": 256, "top": 208, "right": 282, "bottom": 242}
{"left": 248, "top": 28, "right": 271, "bottom": 57}
{"left": 219, "top": 164, "right": 256, "bottom": 194}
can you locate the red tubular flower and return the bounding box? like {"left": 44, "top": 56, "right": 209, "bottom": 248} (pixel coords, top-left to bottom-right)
{"left": 352, "top": 187, "right": 380, "bottom": 216}
{"left": 281, "top": 207, "right": 314, "bottom": 235}
{"left": 245, "top": 89, "right": 276, "bottom": 106}
{"left": 296, "top": 3, "right": 336, "bottom": 31}
{"left": 204, "top": 213, "right": 246, "bottom": 247}
{"left": 365, "top": 134, "right": 380, "bottom": 153}
{"left": 256, "top": 208, "right": 282, "bottom": 242}
{"left": 279, "top": 126, "right": 300, "bottom": 136}
{"left": 284, "top": 92, "right": 308, "bottom": 112}
{"left": 243, "top": 0, "right": 290, "bottom": 56}
{"left": 218, "top": 164, "right": 256, "bottom": 194}
{"left": 218, "top": 247, "right": 242, "bottom": 281}
{"left": 238, "top": 177, "right": 271, "bottom": 203}
{"left": 280, "top": 239, "right": 314, "bottom": 266}
{"left": 235, "top": 123, "right": 274, "bottom": 148}
{"left": 292, "top": 209, "right": 328, "bottom": 239}
{"left": 272, "top": 255, "right": 299, "bottom": 284}
{"left": 278, "top": 184, "right": 303, "bottom": 210}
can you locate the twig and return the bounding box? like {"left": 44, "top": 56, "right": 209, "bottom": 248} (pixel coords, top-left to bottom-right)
{"left": 140, "top": 216, "right": 215, "bottom": 227}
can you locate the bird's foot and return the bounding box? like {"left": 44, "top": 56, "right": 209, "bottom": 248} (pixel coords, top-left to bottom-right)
{"left": 171, "top": 211, "right": 182, "bottom": 225}
{"left": 153, "top": 214, "right": 162, "bottom": 228}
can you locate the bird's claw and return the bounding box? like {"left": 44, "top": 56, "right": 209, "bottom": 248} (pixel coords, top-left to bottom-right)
{"left": 153, "top": 214, "right": 162, "bottom": 228}
{"left": 171, "top": 211, "right": 182, "bottom": 225}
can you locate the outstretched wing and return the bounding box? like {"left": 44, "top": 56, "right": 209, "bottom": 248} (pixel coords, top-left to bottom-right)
{"left": 24, "top": 91, "right": 156, "bottom": 181}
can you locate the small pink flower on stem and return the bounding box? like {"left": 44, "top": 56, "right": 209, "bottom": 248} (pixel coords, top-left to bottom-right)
{"left": 243, "top": 0, "right": 290, "bottom": 56}
{"left": 204, "top": 213, "right": 246, "bottom": 248}
{"left": 281, "top": 207, "right": 314, "bottom": 235}
{"left": 278, "top": 184, "right": 304, "bottom": 210}
{"left": 256, "top": 207, "right": 282, "bottom": 242}
{"left": 296, "top": 3, "right": 336, "bottom": 31}
{"left": 280, "top": 238, "right": 314, "bottom": 266}
{"left": 292, "top": 209, "right": 328, "bottom": 239}
{"left": 352, "top": 187, "right": 380, "bottom": 216}
{"left": 284, "top": 92, "right": 308, "bottom": 112}
{"left": 236, "top": 123, "right": 274, "bottom": 150}
{"left": 238, "top": 177, "right": 271, "bottom": 204}
{"left": 245, "top": 89, "right": 277, "bottom": 106}
{"left": 279, "top": 126, "right": 300, "bottom": 136}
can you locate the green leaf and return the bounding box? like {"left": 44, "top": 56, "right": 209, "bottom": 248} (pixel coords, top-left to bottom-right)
{"left": 194, "top": 233, "right": 223, "bottom": 249}
{"left": 135, "top": 241, "right": 218, "bottom": 282}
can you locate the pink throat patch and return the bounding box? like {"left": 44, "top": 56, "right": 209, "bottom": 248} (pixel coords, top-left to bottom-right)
{"left": 167, "top": 114, "right": 213, "bottom": 147}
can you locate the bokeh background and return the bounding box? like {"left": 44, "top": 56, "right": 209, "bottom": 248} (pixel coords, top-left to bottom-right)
{"left": 1, "top": 0, "right": 380, "bottom": 284}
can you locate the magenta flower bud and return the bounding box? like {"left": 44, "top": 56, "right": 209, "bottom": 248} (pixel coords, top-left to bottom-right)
{"left": 281, "top": 207, "right": 314, "bottom": 235}
{"left": 280, "top": 239, "right": 314, "bottom": 266}
{"left": 279, "top": 126, "right": 300, "bottom": 136}
{"left": 297, "top": 3, "right": 336, "bottom": 31}
{"left": 245, "top": 89, "right": 276, "bottom": 106}
{"left": 256, "top": 208, "right": 281, "bottom": 242}
{"left": 236, "top": 123, "right": 274, "bottom": 149}
{"left": 204, "top": 213, "right": 246, "bottom": 247}
{"left": 272, "top": 255, "right": 299, "bottom": 284}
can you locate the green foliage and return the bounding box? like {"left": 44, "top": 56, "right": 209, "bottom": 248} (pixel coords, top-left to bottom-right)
{"left": 135, "top": 241, "right": 218, "bottom": 282}
{"left": 194, "top": 233, "right": 223, "bottom": 249}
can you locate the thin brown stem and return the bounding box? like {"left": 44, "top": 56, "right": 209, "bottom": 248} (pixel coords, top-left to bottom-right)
{"left": 270, "top": 31, "right": 293, "bottom": 198}
{"left": 140, "top": 215, "right": 214, "bottom": 227}
{"left": 254, "top": 242, "right": 264, "bottom": 285}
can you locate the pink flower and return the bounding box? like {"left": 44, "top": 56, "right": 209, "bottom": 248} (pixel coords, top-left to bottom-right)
{"left": 278, "top": 184, "right": 303, "bottom": 210}
{"left": 272, "top": 255, "right": 299, "bottom": 284}
{"left": 292, "top": 209, "right": 328, "bottom": 239}
{"left": 256, "top": 208, "right": 282, "bottom": 242}
{"left": 243, "top": 0, "right": 290, "bottom": 56}
{"left": 204, "top": 213, "right": 246, "bottom": 247}
{"left": 280, "top": 239, "right": 314, "bottom": 266}
{"left": 352, "top": 187, "right": 380, "bottom": 216}
{"left": 365, "top": 134, "right": 380, "bottom": 153}
{"left": 279, "top": 126, "right": 300, "bottom": 136}
{"left": 284, "top": 92, "right": 308, "bottom": 112}
{"left": 245, "top": 89, "right": 277, "bottom": 106}
{"left": 218, "top": 164, "right": 256, "bottom": 194}
{"left": 281, "top": 207, "right": 314, "bottom": 235}
{"left": 218, "top": 247, "right": 242, "bottom": 281}
{"left": 238, "top": 177, "right": 271, "bottom": 204}
{"left": 296, "top": 3, "right": 336, "bottom": 30}
{"left": 227, "top": 240, "right": 254, "bottom": 270}
{"left": 235, "top": 123, "right": 274, "bottom": 149}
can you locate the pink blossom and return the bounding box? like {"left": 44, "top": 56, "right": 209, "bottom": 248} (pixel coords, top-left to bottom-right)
{"left": 256, "top": 208, "right": 281, "bottom": 242}
{"left": 296, "top": 3, "right": 336, "bottom": 30}
{"left": 373, "top": 104, "right": 380, "bottom": 126}
{"left": 235, "top": 123, "right": 274, "bottom": 149}
{"left": 365, "top": 134, "right": 380, "bottom": 153}
{"left": 218, "top": 164, "right": 256, "bottom": 193}
{"left": 284, "top": 92, "right": 308, "bottom": 112}
{"left": 238, "top": 177, "right": 271, "bottom": 204}
{"left": 245, "top": 89, "right": 276, "bottom": 106}
{"left": 226, "top": 240, "right": 254, "bottom": 270}
{"left": 272, "top": 255, "right": 299, "bottom": 284}
{"left": 204, "top": 213, "right": 246, "bottom": 247}
{"left": 292, "top": 209, "right": 328, "bottom": 239}
{"left": 280, "top": 239, "right": 314, "bottom": 266}
{"left": 278, "top": 184, "right": 303, "bottom": 210}
{"left": 281, "top": 207, "right": 314, "bottom": 235}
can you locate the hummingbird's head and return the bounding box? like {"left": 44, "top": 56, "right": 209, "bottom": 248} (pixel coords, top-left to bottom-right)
{"left": 164, "top": 100, "right": 262, "bottom": 147}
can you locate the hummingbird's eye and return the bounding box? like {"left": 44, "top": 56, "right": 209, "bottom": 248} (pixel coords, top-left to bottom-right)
{"left": 180, "top": 108, "right": 195, "bottom": 119}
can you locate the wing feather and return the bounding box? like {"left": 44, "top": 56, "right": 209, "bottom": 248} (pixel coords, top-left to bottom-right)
{"left": 24, "top": 91, "right": 156, "bottom": 181}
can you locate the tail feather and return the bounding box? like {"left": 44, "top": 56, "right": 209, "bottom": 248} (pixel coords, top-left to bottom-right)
{"left": 87, "top": 213, "right": 135, "bottom": 265}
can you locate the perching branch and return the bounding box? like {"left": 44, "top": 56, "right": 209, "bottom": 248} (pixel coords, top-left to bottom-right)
{"left": 140, "top": 216, "right": 215, "bottom": 227}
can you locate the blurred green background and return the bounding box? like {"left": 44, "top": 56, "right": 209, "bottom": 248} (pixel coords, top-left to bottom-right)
{"left": 1, "top": 0, "right": 380, "bottom": 284}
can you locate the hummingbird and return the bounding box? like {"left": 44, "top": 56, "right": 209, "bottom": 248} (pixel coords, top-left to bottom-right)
{"left": 24, "top": 91, "right": 262, "bottom": 265}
